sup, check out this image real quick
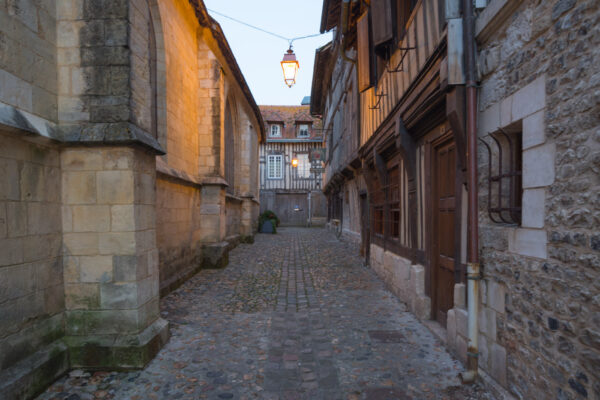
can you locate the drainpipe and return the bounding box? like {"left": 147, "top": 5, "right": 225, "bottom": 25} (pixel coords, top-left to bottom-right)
{"left": 461, "top": 0, "right": 480, "bottom": 384}
{"left": 308, "top": 190, "right": 312, "bottom": 227}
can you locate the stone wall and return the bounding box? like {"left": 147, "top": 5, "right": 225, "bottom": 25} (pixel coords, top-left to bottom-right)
{"left": 0, "top": 0, "right": 57, "bottom": 121}
{"left": 369, "top": 244, "right": 431, "bottom": 321}
{"left": 458, "top": 0, "right": 600, "bottom": 398}
{"left": 151, "top": 0, "right": 204, "bottom": 292}
{"left": 56, "top": 0, "right": 132, "bottom": 135}
{"left": 61, "top": 146, "right": 167, "bottom": 370}
{"left": 225, "top": 196, "right": 242, "bottom": 238}
{"left": 155, "top": 176, "right": 203, "bottom": 294}
{"left": 340, "top": 178, "right": 363, "bottom": 248}
{"left": 150, "top": 0, "right": 260, "bottom": 290}
{"left": 0, "top": 0, "right": 262, "bottom": 397}
{"left": 0, "top": 132, "right": 66, "bottom": 399}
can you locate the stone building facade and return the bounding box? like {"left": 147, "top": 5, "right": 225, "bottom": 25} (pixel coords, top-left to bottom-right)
{"left": 0, "top": 1, "right": 263, "bottom": 399}
{"left": 312, "top": 0, "right": 600, "bottom": 398}
{"left": 453, "top": 0, "right": 600, "bottom": 398}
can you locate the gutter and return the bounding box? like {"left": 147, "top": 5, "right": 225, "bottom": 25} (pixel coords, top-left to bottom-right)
{"left": 460, "top": 0, "right": 480, "bottom": 384}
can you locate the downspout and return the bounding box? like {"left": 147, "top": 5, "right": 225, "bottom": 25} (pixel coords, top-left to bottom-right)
{"left": 461, "top": 0, "right": 480, "bottom": 384}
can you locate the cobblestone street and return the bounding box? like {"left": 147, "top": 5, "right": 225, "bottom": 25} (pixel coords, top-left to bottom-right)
{"left": 38, "top": 228, "right": 493, "bottom": 400}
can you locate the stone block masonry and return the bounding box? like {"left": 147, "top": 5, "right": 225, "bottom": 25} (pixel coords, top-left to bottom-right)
{"left": 474, "top": 0, "right": 600, "bottom": 398}
{"left": 0, "top": 133, "right": 66, "bottom": 400}
{"left": 61, "top": 146, "right": 168, "bottom": 370}
{"left": 0, "top": 0, "right": 263, "bottom": 397}
{"left": 369, "top": 244, "right": 431, "bottom": 321}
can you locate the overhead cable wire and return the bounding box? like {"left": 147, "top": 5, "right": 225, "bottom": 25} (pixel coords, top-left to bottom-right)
{"left": 207, "top": 8, "right": 324, "bottom": 46}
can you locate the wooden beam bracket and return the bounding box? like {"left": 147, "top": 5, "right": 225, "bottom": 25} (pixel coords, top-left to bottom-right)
{"left": 386, "top": 46, "right": 417, "bottom": 73}
{"left": 369, "top": 89, "right": 388, "bottom": 110}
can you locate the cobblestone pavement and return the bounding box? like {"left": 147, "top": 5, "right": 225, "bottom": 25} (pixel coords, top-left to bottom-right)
{"left": 38, "top": 228, "right": 494, "bottom": 400}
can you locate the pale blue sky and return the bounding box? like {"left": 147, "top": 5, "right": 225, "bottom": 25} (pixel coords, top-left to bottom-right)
{"left": 204, "top": 0, "right": 332, "bottom": 106}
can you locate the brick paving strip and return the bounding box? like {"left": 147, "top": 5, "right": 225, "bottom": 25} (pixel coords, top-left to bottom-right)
{"left": 37, "top": 228, "right": 494, "bottom": 400}
{"left": 265, "top": 233, "right": 340, "bottom": 399}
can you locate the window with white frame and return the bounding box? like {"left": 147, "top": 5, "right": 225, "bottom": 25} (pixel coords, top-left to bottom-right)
{"left": 295, "top": 153, "right": 310, "bottom": 178}
{"left": 270, "top": 124, "right": 282, "bottom": 137}
{"left": 267, "top": 155, "right": 283, "bottom": 179}
{"left": 297, "top": 124, "right": 310, "bottom": 137}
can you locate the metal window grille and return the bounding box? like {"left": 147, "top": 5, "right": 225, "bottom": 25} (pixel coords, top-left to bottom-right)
{"left": 267, "top": 155, "right": 283, "bottom": 179}
{"left": 479, "top": 129, "right": 523, "bottom": 225}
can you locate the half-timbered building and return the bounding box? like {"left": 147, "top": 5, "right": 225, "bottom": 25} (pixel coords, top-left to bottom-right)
{"left": 259, "top": 105, "right": 327, "bottom": 226}
{"left": 313, "top": 0, "right": 600, "bottom": 397}
{"left": 313, "top": 0, "right": 459, "bottom": 326}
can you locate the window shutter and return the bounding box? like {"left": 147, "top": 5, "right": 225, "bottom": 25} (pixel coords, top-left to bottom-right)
{"left": 371, "top": 0, "right": 394, "bottom": 46}
{"left": 357, "top": 11, "right": 373, "bottom": 93}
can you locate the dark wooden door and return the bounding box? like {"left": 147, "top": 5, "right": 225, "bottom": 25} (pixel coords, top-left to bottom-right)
{"left": 360, "top": 193, "right": 369, "bottom": 258}
{"left": 276, "top": 193, "right": 308, "bottom": 226}
{"left": 432, "top": 138, "right": 456, "bottom": 326}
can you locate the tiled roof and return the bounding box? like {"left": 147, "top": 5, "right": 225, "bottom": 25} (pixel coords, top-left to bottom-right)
{"left": 259, "top": 106, "right": 323, "bottom": 141}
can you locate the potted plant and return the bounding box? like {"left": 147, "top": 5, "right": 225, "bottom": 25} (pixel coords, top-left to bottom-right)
{"left": 259, "top": 210, "right": 280, "bottom": 234}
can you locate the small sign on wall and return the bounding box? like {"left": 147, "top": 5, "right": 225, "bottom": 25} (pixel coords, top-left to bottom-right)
{"left": 309, "top": 148, "right": 325, "bottom": 162}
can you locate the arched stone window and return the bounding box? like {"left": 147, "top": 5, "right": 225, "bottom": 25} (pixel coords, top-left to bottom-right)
{"left": 224, "top": 100, "right": 235, "bottom": 193}
{"left": 148, "top": 5, "right": 157, "bottom": 139}
{"left": 146, "top": 0, "right": 167, "bottom": 151}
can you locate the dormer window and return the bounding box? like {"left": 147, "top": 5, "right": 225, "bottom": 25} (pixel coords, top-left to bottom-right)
{"left": 297, "top": 124, "right": 310, "bottom": 138}
{"left": 270, "top": 124, "right": 282, "bottom": 137}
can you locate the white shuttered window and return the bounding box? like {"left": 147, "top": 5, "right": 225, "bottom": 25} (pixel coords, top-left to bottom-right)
{"left": 267, "top": 155, "right": 283, "bottom": 179}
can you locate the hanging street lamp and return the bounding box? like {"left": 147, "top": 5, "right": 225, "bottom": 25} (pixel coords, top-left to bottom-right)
{"left": 281, "top": 45, "right": 299, "bottom": 88}
{"left": 291, "top": 157, "right": 299, "bottom": 168}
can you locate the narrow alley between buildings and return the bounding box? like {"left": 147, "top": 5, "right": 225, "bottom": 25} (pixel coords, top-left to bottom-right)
{"left": 37, "top": 228, "right": 493, "bottom": 400}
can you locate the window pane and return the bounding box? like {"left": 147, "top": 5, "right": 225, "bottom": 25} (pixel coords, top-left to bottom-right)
{"left": 298, "top": 124, "right": 309, "bottom": 137}
{"left": 296, "top": 153, "right": 310, "bottom": 178}
{"left": 267, "top": 155, "right": 282, "bottom": 179}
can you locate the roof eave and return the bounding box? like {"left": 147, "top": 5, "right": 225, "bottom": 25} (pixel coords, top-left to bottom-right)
{"left": 188, "top": 1, "right": 266, "bottom": 143}
{"left": 310, "top": 42, "right": 333, "bottom": 116}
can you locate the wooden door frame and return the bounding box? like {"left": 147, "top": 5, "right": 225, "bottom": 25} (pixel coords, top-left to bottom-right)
{"left": 426, "top": 126, "right": 457, "bottom": 320}
{"left": 359, "top": 190, "right": 370, "bottom": 261}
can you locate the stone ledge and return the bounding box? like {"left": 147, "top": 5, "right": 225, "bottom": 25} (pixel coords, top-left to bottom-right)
{"left": 201, "top": 241, "right": 230, "bottom": 269}
{"left": 156, "top": 157, "right": 202, "bottom": 187}
{"left": 0, "top": 105, "right": 166, "bottom": 156}
{"left": 58, "top": 122, "right": 165, "bottom": 155}
{"left": 225, "top": 193, "right": 244, "bottom": 203}
{"left": 475, "top": 0, "right": 522, "bottom": 44}
{"left": 0, "top": 340, "right": 69, "bottom": 400}
{"left": 64, "top": 317, "right": 169, "bottom": 370}
{"left": 478, "top": 368, "right": 518, "bottom": 400}
{"left": 0, "top": 101, "right": 57, "bottom": 139}
{"left": 201, "top": 176, "right": 229, "bottom": 187}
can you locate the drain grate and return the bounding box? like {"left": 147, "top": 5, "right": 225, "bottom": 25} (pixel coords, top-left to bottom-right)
{"left": 364, "top": 387, "right": 411, "bottom": 399}
{"left": 368, "top": 330, "right": 406, "bottom": 343}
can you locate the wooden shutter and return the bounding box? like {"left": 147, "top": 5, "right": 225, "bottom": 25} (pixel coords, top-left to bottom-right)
{"left": 357, "top": 11, "right": 373, "bottom": 93}
{"left": 371, "top": 0, "right": 394, "bottom": 46}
